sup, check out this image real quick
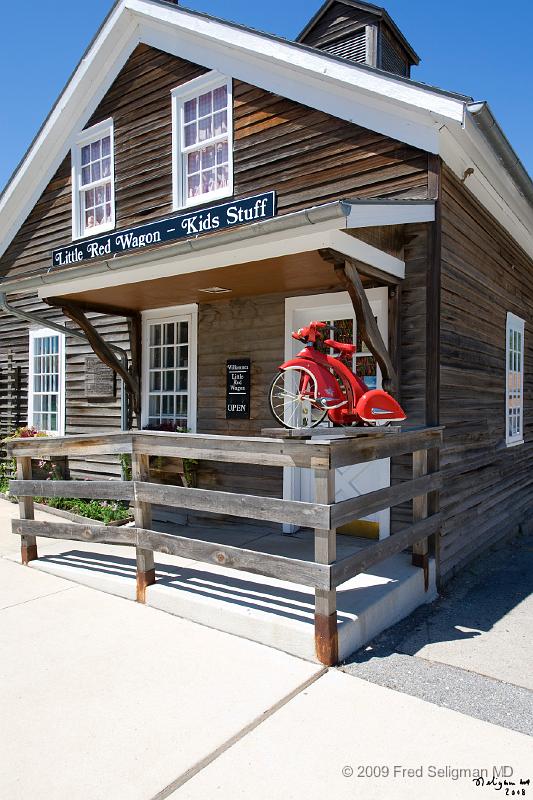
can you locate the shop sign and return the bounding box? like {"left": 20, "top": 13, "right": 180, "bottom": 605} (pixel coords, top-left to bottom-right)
{"left": 226, "top": 359, "right": 251, "bottom": 419}
{"left": 52, "top": 192, "right": 277, "bottom": 268}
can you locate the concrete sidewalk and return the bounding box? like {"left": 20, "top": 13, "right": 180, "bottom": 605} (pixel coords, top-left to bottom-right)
{"left": 341, "top": 531, "right": 533, "bottom": 735}
{"left": 0, "top": 555, "right": 323, "bottom": 800}
{"left": 1, "top": 499, "right": 531, "bottom": 799}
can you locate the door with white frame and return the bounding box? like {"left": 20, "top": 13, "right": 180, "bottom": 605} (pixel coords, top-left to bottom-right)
{"left": 283, "top": 290, "right": 391, "bottom": 538}
{"left": 141, "top": 305, "right": 198, "bottom": 432}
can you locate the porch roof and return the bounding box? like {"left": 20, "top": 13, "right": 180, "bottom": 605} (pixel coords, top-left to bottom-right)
{"left": 0, "top": 200, "right": 434, "bottom": 308}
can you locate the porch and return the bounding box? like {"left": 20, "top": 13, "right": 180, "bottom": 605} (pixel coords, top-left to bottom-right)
{"left": 7, "top": 426, "right": 442, "bottom": 665}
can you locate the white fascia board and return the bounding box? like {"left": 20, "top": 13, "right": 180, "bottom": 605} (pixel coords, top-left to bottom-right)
{"left": 0, "top": 6, "right": 139, "bottom": 260}
{"left": 136, "top": 11, "right": 443, "bottom": 153}
{"left": 346, "top": 201, "right": 435, "bottom": 228}
{"left": 439, "top": 124, "right": 533, "bottom": 260}
{"left": 38, "top": 214, "right": 405, "bottom": 300}
{"left": 329, "top": 230, "right": 405, "bottom": 278}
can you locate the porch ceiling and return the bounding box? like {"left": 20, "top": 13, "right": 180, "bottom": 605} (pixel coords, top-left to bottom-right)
{"left": 61, "top": 250, "right": 377, "bottom": 311}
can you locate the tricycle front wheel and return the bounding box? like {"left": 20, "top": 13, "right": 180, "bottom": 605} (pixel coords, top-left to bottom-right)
{"left": 269, "top": 369, "right": 327, "bottom": 429}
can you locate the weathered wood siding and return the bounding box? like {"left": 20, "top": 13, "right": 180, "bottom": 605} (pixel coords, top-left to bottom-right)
{"left": 0, "top": 297, "right": 128, "bottom": 479}
{"left": 438, "top": 167, "right": 533, "bottom": 579}
{"left": 389, "top": 223, "right": 431, "bottom": 530}
{"left": 0, "top": 44, "right": 429, "bottom": 281}
{"left": 196, "top": 293, "right": 289, "bottom": 499}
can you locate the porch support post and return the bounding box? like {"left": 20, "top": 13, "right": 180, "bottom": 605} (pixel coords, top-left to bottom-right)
{"left": 319, "top": 249, "right": 398, "bottom": 394}
{"left": 412, "top": 449, "right": 429, "bottom": 591}
{"left": 16, "top": 456, "right": 37, "bottom": 564}
{"left": 338, "top": 259, "right": 398, "bottom": 394}
{"left": 131, "top": 452, "right": 155, "bottom": 602}
{"left": 127, "top": 313, "right": 142, "bottom": 430}
{"left": 314, "top": 466, "right": 338, "bottom": 666}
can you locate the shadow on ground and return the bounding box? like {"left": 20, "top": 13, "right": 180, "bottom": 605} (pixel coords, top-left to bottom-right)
{"left": 343, "top": 531, "right": 533, "bottom": 664}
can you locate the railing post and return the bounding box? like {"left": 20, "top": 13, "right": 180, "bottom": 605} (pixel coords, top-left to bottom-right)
{"left": 412, "top": 449, "right": 429, "bottom": 590}
{"left": 131, "top": 451, "right": 155, "bottom": 602}
{"left": 314, "top": 466, "right": 337, "bottom": 666}
{"left": 16, "top": 456, "right": 37, "bottom": 564}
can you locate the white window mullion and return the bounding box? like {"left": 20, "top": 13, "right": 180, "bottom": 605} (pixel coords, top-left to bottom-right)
{"left": 172, "top": 72, "right": 233, "bottom": 210}
{"left": 71, "top": 117, "right": 115, "bottom": 240}
{"left": 142, "top": 306, "right": 198, "bottom": 433}
{"left": 506, "top": 312, "right": 525, "bottom": 446}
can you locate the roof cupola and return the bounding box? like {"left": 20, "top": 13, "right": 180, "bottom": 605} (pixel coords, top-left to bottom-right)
{"left": 297, "top": 0, "right": 419, "bottom": 77}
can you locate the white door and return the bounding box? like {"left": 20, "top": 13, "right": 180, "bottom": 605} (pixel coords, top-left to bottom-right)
{"left": 283, "top": 290, "right": 390, "bottom": 539}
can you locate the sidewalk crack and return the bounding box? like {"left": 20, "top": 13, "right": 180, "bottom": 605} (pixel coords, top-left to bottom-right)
{"left": 0, "top": 585, "right": 75, "bottom": 612}
{"left": 149, "top": 666, "right": 329, "bottom": 800}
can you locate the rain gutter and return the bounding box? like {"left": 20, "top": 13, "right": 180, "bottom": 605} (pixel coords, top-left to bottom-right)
{"left": 467, "top": 102, "right": 533, "bottom": 208}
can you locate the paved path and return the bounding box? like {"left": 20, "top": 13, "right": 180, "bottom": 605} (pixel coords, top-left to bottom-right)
{"left": 1, "top": 498, "right": 531, "bottom": 799}
{"left": 341, "top": 531, "right": 533, "bottom": 736}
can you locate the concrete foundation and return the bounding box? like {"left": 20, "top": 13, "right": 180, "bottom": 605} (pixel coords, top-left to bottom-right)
{"left": 14, "top": 524, "right": 437, "bottom": 662}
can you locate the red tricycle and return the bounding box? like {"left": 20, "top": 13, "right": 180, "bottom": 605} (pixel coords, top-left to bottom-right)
{"left": 269, "top": 320, "right": 406, "bottom": 428}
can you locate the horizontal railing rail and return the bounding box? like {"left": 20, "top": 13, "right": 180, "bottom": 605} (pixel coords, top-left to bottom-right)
{"left": 7, "top": 426, "right": 443, "bottom": 666}
{"left": 5, "top": 427, "right": 443, "bottom": 468}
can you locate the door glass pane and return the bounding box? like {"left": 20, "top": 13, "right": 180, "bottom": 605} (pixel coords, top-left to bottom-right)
{"left": 146, "top": 319, "right": 191, "bottom": 429}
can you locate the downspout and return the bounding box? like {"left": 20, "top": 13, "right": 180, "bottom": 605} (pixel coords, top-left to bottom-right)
{"left": 0, "top": 291, "right": 130, "bottom": 431}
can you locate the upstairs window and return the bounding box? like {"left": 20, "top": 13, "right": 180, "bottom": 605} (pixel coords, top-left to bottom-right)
{"left": 72, "top": 119, "right": 115, "bottom": 239}
{"left": 172, "top": 73, "right": 233, "bottom": 209}
{"left": 506, "top": 313, "right": 525, "bottom": 446}
{"left": 28, "top": 328, "right": 65, "bottom": 435}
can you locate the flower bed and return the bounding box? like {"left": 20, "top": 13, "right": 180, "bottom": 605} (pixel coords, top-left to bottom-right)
{"left": 1, "top": 426, "right": 132, "bottom": 524}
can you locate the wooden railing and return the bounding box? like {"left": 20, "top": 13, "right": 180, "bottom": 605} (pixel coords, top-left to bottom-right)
{"left": 6, "top": 427, "right": 443, "bottom": 666}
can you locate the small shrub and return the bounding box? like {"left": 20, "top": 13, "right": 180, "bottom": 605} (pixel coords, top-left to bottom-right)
{"left": 37, "top": 496, "right": 131, "bottom": 524}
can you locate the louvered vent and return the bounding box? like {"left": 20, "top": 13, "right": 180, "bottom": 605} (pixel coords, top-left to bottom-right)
{"left": 322, "top": 29, "right": 367, "bottom": 64}
{"left": 380, "top": 34, "right": 408, "bottom": 76}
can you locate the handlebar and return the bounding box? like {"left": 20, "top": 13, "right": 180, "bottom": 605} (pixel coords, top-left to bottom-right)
{"left": 291, "top": 321, "right": 340, "bottom": 343}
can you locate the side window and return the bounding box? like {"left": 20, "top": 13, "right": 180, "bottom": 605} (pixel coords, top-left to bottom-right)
{"left": 72, "top": 118, "right": 115, "bottom": 239}
{"left": 28, "top": 329, "right": 65, "bottom": 435}
{"left": 506, "top": 312, "right": 525, "bottom": 446}
{"left": 172, "top": 73, "right": 233, "bottom": 209}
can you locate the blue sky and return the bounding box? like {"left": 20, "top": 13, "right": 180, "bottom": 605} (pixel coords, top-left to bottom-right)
{"left": 1, "top": 0, "right": 532, "bottom": 193}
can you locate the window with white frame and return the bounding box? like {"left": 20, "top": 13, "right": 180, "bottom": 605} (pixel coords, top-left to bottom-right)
{"left": 72, "top": 119, "right": 115, "bottom": 239}
{"left": 142, "top": 307, "right": 198, "bottom": 432}
{"left": 28, "top": 329, "right": 65, "bottom": 435}
{"left": 506, "top": 312, "right": 525, "bottom": 445}
{"left": 172, "top": 73, "right": 233, "bottom": 209}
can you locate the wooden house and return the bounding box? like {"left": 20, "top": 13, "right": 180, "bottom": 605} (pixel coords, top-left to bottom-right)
{"left": 1, "top": 0, "right": 531, "bottom": 662}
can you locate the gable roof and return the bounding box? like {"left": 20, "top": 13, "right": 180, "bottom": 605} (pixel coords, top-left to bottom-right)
{"left": 297, "top": 0, "right": 420, "bottom": 65}
{"left": 0, "top": 0, "right": 532, "bottom": 263}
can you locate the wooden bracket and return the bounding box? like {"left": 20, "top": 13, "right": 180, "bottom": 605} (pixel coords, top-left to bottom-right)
{"left": 46, "top": 297, "right": 141, "bottom": 425}
{"left": 319, "top": 249, "right": 398, "bottom": 394}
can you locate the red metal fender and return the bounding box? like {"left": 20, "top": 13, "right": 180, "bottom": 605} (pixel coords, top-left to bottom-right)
{"left": 279, "top": 357, "right": 345, "bottom": 404}
{"left": 355, "top": 389, "right": 407, "bottom": 422}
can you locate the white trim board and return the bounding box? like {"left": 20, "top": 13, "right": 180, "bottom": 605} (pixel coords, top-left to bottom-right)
{"left": 38, "top": 223, "right": 406, "bottom": 300}
{"left": 0, "top": 0, "right": 532, "bottom": 268}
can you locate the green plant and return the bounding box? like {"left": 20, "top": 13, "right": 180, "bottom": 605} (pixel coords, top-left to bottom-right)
{"left": 1, "top": 426, "right": 51, "bottom": 494}
{"left": 36, "top": 496, "right": 131, "bottom": 524}
{"left": 142, "top": 423, "right": 198, "bottom": 485}
{"left": 119, "top": 453, "right": 132, "bottom": 481}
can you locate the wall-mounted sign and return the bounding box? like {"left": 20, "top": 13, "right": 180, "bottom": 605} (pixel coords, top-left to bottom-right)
{"left": 226, "top": 359, "right": 251, "bottom": 419}
{"left": 52, "top": 192, "right": 277, "bottom": 268}
{"left": 85, "top": 357, "right": 116, "bottom": 400}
